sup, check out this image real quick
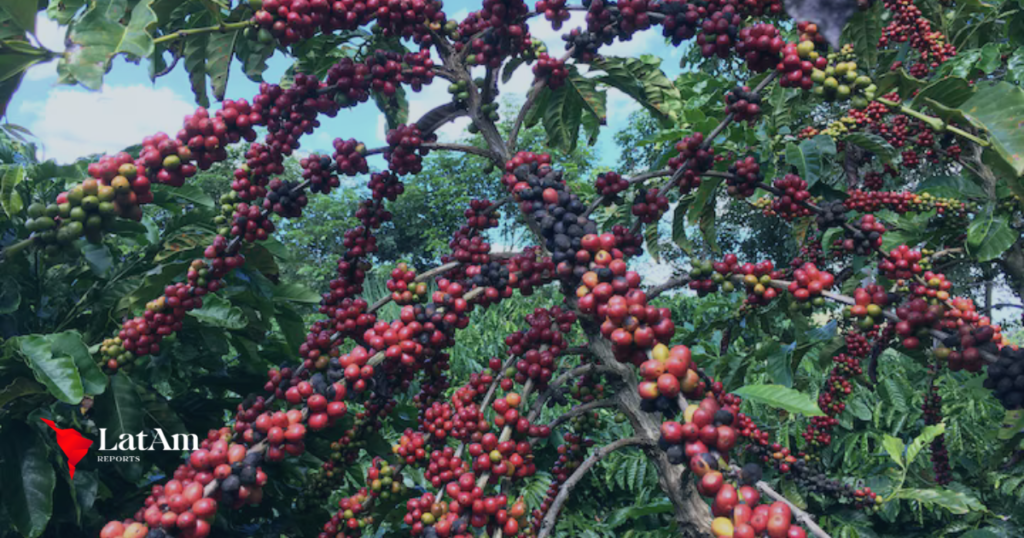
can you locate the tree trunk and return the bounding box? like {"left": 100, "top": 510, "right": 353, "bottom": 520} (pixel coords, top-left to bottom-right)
{"left": 581, "top": 316, "right": 713, "bottom": 536}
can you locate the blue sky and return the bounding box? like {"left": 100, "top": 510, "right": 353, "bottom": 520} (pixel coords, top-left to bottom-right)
{"left": 9, "top": 3, "right": 685, "bottom": 165}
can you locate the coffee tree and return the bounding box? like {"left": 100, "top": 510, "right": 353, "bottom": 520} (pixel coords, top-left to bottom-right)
{"left": 1, "top": 0, "right": 1024, "bottom": 536}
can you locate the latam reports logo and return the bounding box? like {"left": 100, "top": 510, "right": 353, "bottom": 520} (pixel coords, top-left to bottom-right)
{"left": 41, "top": 418, "right": 200, "bottom": 476}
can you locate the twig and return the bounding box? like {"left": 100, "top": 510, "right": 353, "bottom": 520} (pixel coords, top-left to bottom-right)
{"left": 545, "top": 397, "right": 617, "bottom": 431}
{"left": 536, "top": 437, "right": 654, "bottom": 538}
{"left": 752, "top": 478, "right": 832, "bottom": 538}
{"left": 422, "top": 142, "right": 502, "bottom": 164}
{"left": 152, "top": 21, "right": 255, "bottom": 45}
{"left": 508, "top": 78, "right": 546, "bottom": 152}
{"left": 647, "top": 274, "right": 692, "bottom": 300}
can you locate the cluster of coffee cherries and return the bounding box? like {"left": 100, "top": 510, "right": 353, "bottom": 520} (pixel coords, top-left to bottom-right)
{"left": 387, "top": 263, "right": 428, "bottom": 304}
{"left": 502, "top": 152, "right": 599, "bottom": 275}
{"left": 984, "top": 347, "right": 1024, "bottom": 409}
{"left": 466, "top": 432, "right": 539, "bottom": 484}
{"left": 846, "top": 190, "right": 966, "bottom": 216}
{"left": 385, "top": 124, "right": 434, "bottom": 175}
{"left": 879, "top": 0, "right": 956, "bottom": 76}
{"left": 638, "top": 343, "right": 698, "bottom": 407}
{"left": 659, "top": 394, "right": 813, "bottom": 538}
{"left": 105, "top": 279, "right": 213, "bottom": 366}
{"left": 809, "top": 57, "right": 876, "bottom": 106}
{"left": 845, "top": 284, "right": 892, "bottom": 330}
{"left": 29, "top": 154, "right": 150, "bottom": 252}
{"left": 574, "top": 242, "right": 677, "bottom": 365}
{"left": 735, "top": 23, "right": 785, "bottom": 72}
{"left": 631, "top": 187, "right": 671, "bottom": 223}
{"left": 724, "top": 86, "right": 763, "bottom": 123}
{"left": 667, "top": 132, "right": 714, "bottom": 194}
{"left": 863, "top": 171, "right": 884, "bottom": 191}
{"left": 532, "top": 53, "right": 569, "bottom": 88}
{"left": 786, "top": 263, "right": 835, "bottom": 312}
{"left": 840, "top": 214, "right": 885, "bottom": 255}
{"left": 879, "top": 245, "right": 924, "bottom": 280}
{"left": 688, "top": 258, "right": 729, "bottom": 297}
{"left": 814, "top": 200, "right": 847, "bottom": 230}
{"left": 893, "top": 298, "right": 944, "bottom": 350}
{"left": 921, "top": 373, "right": 952, "bottom": 484}
{"left": 594, "top": 170, "right": 629, "bottom": 198}
{"left": 264, "top": 179, "right": 308, "bottom": 218}
{"left": 504, "top": 307, "right": 576, "bottom": 387}
{"left": 229, "top": 202, "right": 276, "bottom": 242}
{"left": 940, "top": 322, "right": 999, "bottom": 373}
{"left": 456, "top": 0, "right": 533, "bottom": 68}
{"left": 328, "top": 138, "right": 368, "bottom": 178}
{"left": 770, "top": 174, "right": 812, "bottom": 220}
{"left": 100, "top": 428, "right": 275, "bottom": 538}
{"left": 803, "top": 335, "right": 868, "bottom": 447}
{"left": 726, "top": 156, "right": 762, "bottom": 198}
{"left": 532, "top": 432, "right": 594, "bottom": 530}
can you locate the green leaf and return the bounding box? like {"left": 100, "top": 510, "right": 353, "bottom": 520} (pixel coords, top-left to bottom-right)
{"left": 373, "top": 86, "right": 409, "bottom": 132}
{"left": 541, "top": 68, "right": 605, "bottom": 153}
{"left": 183, "top": 33, "right": 210, "bottom": 107}
{"left": 997, "top": 409, "right": 1024, "bottom": 440}
{"left": 116, "top": 0, "right": 158, "bottom": 58}
{"left": 780, "top": 479, "right": 808, "bottom": 510}
{"left": 0, "top": 421, "right": 55, "bottom": 538}
{"left": 93, "top": 374, "right": 145, "bottom": 481}
{"left": 916, "top": 175, "right": 986, "bottom": 199}
{"left": 671, "top": 196, "right": 693, "bottom": 255}
{"left": 0, "top": 0, "right": 37, "bottom": 34}
{"left": 0, "top": 163, "right": 24, "bottom": 216}
{"left": 977, "top": 43, "right": 1001, "bottom": 74}
{"left": 0, "top": 41, "right": 48, "bottom": 84}
{"left": 236, "top": 38, "right": 274, "bottom": 82}
{"left": 501, "top": 56, "right": 524, "bottom": 83}
{"left": 840, "top": 3, "right": 882, "bottom": 69}
{"left": 784, "top": 135, "right": 836, "bottom": 185}
{"left": 0, "top": 377, "right": 45, "bottom": 408}
{"left": 64, "top": 0, "right": 157, "bottom": 89}
{"left": 47, "top": 0, "right": 89, "bottom": 25}
{"left": 698, "top": 202, "right": 719, "bottom": 254}
{"left": 912, "top": 77, "right": 975, "bottom": 112}
{"left": 890, "top": 488, "right": 986, "bottom": 514}
{"left": 187, "top": 294, "right": 246, "bottom": 329}
{"left": 275, "top": 304, "right": 307, "bottom": 353}
{"left": 965, "top": 203, "right": 1016, "bottom": 262}
{"left": 958, "top": 82, "right": 1024, "bottom": 176}
{"left": 643, "top": 222, "right": 661, "bottom": 263}
{"left": 905, "top": 423, "right": 945, "bottom": 466}
{"left": 733, "top": 384, "right": 825, "bottom": 416}
{"left": 80, "top": 243, "right": 114, "bottom": 277}
{"left": 205, "top": 27, "right": 239, "bottom": 100}
{"left": 605, "top": 499, "right": 673, "bottom": 528}
{"left": 590, "top": 56, "right": 680, "bottom": 125}
{"left": 882, "top": 434, "right": 905, "bottom": 467}
{"left": 843, "top": 132, "right": 896, "bottom": 164}
{"left": 272, "top": 282, "right": 322, "bottom": 304}
{"left": 15, "top": 335, "right": 85, "bottom": 404}
{"left": 688, "top": 177, "right": 722, "bottom": 225}
{"left": 759, "top": 340, "right": 792, "bottom": 388}
{"left": 156, "top": 183, "right": 214, "bottom": 208}
{"left": 0, "top": 70, "right": 26, "bottom": 118}
{"left": 1007, "top": 49, "right": 1024, "bottom": 85}
{"left": 48, "top": 331, "right": 106, "bottom": 395}
{"left": 875, "top": 69, "right": 925, "bottom": 98}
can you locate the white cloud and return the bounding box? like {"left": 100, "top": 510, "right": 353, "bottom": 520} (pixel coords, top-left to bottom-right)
{"left": 21, "top": 84, "right": 196, "bottom": 163}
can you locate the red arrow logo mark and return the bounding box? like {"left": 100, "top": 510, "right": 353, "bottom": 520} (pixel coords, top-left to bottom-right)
{"left": 40, "top": 418, "right": 93, "bottom": 479}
